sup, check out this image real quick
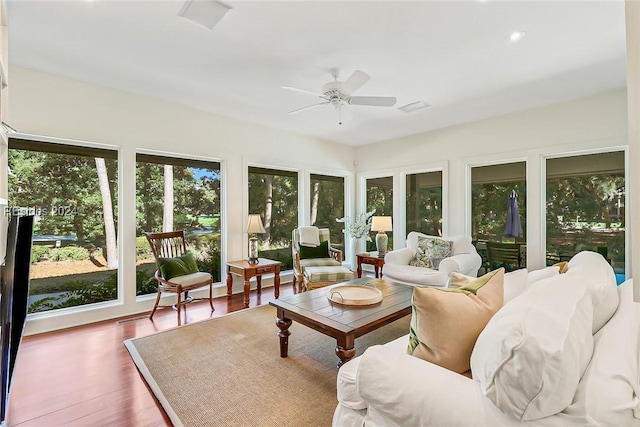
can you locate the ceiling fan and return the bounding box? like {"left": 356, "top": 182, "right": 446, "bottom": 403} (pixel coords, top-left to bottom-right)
{"left": 282, "top": 69, "right": 397, "bottom": 125}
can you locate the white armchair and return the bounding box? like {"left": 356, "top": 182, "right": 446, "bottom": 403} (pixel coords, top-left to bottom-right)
{"left": 383, "top": 232, "right": 481, "bottom": 286}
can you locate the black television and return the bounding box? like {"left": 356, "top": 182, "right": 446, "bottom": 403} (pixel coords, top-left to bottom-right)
{"left": 0, "top": 214, "right": 34, "bottom": 426}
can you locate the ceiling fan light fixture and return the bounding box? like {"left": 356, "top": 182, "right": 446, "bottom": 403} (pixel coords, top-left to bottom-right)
{"left": 178, "top": 0, "right": 232, "bottom": 31}
{"left": 398, "top": 101, "right": 430, "bottom": 113}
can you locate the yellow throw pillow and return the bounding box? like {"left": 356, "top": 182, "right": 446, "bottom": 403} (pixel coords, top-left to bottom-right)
{"left": 407, "top": 268, "right": 505, "bottom": 374}
{"left": 554, "top": 261, "right": 569, "bottom": 273}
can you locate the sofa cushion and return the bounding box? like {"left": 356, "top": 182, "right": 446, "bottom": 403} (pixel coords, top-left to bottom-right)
{"left": 527, "top": 265, "right": 560, "bottom": 285}
{"left": 566, "top": 251, "right": 618, "bottom": 334}
{"left": 409, "top": 236, "right": 453, "bottom": 269}
{"left": 470, "top": 251, "right": 617, "bottom": 421}
{"left": 299, "top": 258, "right": 340, "bottom": 269}
{"left": 381, "top": 264, "right": 448, "bottom": 287}
{"left": 450, "top": 268, "right": 526, "bottom": 303}
{"left": 564, "top": 280, "right": 640, "bottom": 426}
{"left": 407, "top": 268, "right": 504, "bottom": 374}
{"left": 304, "top": 265, "right": 353, "bottom": 283}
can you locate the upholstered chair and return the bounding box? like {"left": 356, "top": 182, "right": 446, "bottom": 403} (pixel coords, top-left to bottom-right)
{"left": 291, "top": 227, "right": 353, "bottom": 291}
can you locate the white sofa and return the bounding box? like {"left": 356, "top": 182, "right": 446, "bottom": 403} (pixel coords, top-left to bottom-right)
{"left": 382, "top": 232, "right": 482, "bottom": 286}
{"left": 334, "top": 251, "right": 638, "bottom": 427}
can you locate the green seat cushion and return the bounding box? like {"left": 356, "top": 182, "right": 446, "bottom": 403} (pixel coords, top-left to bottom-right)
{"left": 299, "top": 240, "right": 330, "bottom": 259}
{"left": 158, "top": 251, "right": 199, "bottom": 280}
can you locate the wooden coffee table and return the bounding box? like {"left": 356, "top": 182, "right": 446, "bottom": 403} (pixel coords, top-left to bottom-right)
{"left": 269, "top": 278, "right": 413, "bottom": 367}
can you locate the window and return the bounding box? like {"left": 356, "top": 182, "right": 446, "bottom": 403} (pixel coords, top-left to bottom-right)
{"left": 248, "top": 167, "right": 298, "bottom": 269}
{"left": 471, "top": 162, "right": 526, "bottom": 269}
{"left": 546, "top": 151, "right": 625, "bottom": 274}
{"left": 8, "top": 139, "right": 119, "bottom": 313}
{"left": 366, "top": 176, "right": 393, "bottom": 251}
{"left": 406, "top": 171, "right": 442, "bottom": 236}
{"left": 136, "top": 154, "right": 221, "bottom": 296}
{"left": 310, "top": 174, "right": 345, "bottom": 250}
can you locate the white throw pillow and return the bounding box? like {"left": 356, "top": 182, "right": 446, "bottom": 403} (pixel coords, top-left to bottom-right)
{"left": 566, "top": 251, "right": 619, "bottom": 334}
{"left": 471, "top": 272, "right": 595, "bottom": 421}
{"left": 470, "top": 251, "right": 619, "bottom": 421}
{"left": 526, "top": 265, "right": 560, "bottom": 286}
{"left": 298, "top": 226, "right": 320, "bottom": 247}
{"left": 448, "top": 268, "right": 525, "bottom": 304}
{"left": 503, "top": 268, "right": 528, "bottom": 303}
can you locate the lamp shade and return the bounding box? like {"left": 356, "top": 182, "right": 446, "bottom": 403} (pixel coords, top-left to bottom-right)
{"left": 371, "top": 216, "right": 392, "bottom": 232}
{"left": 246, "top": 214, "right": 266, "bottom": 234}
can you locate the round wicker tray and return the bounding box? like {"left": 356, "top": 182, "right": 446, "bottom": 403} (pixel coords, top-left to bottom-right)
{"left": 327, "top": 285, "right": 383, "bottom": 306}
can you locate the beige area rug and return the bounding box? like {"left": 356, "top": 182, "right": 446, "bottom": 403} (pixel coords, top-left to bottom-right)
{"left": 125, "top": 304, "right": 410, "bottom": 427}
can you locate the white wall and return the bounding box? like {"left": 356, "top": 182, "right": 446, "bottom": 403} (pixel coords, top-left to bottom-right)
{"left": 8, "top": 66, "right": 356, "bottom": 334}
{"left": 7, "top": 65, "right": 631, "bottom": 333}
{"left": 354, "top": 90, "right": 629, "bottom": 271}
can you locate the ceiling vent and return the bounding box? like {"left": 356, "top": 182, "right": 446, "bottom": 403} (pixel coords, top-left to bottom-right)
{"left": 178, "top": 0, "right": 232, "bottom": 31}
{"left": 398, "top": 101, "right": 430, "bottom": 113}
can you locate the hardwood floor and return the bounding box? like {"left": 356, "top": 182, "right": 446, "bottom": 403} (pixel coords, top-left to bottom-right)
{"left": 7, "top": 282, "right": 298, "bottom": 427}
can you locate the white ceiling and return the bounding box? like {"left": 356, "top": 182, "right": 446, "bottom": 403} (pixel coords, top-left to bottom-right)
{"left": 6, "top": 0, "right": 627, "bottom": 146}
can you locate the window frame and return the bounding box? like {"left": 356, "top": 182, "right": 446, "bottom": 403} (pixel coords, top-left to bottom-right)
{"left": 8, "top": 132, "right": 123, "bottom": 319}
{"left": 541, "top": 146, "right": 628, "bottom": 275}
{"left": 134, "top": 149, "right": 225, "bottom": 300}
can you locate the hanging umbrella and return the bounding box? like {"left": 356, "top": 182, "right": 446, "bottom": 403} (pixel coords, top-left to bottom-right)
{"left": 504, "top": 189, "right": 523, "bottom": 238}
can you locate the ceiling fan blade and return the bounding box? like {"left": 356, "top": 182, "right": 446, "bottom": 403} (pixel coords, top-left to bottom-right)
{"left": 288, "top": 102, "right": 329, "bottom": 115}
{"left": 348, "top": 96, "right": 397, "bottom": 107}
{"left": 281, "top": 85, "right": 323, "bottom": 97}
{"left": 340, "top": 70, "right": 370, "bottom": 95}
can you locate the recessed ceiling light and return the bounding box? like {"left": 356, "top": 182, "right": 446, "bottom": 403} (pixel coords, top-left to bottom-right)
{"left": 398, "top": 101, "right": 430, "bottom": 113}
{"left": 178, "top": 0, "right": 232, "bottom": 31}
{"left": 508, "top": 31, "right": 526, "bottom": 42}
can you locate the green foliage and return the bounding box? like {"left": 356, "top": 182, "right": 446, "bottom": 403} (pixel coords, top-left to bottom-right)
{"left": 27, "top": 297, "right": 59, "bottom": 313}
{"left": 249, "top": 170, "right": 298, "bottom": 249}
{"left": 8, "top": 150, "right": 118, "bottom": 245}
{"left": 195, "top": 245, "right": 222, "bottom": 282}
{"left": 406, "top": 172, "right": 443, "bottom": 236}
{"left": 31, "top": 245, "right": 50, "bottom": 263}
{"left": 472, "top": 181, "right": 527, "bottom": 240}
{"left": 310, "top": 177, "right": 345, "bottom": 246}
{"left": 136, "top": 269, "right": 158, "bottom": 295}
{"left": 546, "top": 174, "right": 625, "bottom": 267}
{"left": 27, "top": 275, "right": 118, "bottom": 313}
{"left": 367, "top": 177, "right": 394, "bottom": 243}
{"left": 136, "top": 236, "right": 153, "bottom": 260}
{"left": 136, "top": 163, "right": 220, "bottom": 235}
{"left": 49, "top": 245, "right": 90, "bottom": 261}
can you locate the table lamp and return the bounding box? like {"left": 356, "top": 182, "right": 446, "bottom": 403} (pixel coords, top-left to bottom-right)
{"left": 246, "top": 214, "right": 266, "bottom": 264}
{"left": 371, "top": 216, "right": 392, "bottom": 257}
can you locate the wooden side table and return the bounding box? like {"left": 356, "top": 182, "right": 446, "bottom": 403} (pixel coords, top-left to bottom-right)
{"left": 226, "top": 258, "right": 281, "bottom": 307}
{"left": 356, "top": 252, "right": 385, "bottom": 279}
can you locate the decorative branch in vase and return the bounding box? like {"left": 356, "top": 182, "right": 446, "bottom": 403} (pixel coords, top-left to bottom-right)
{"left": 336, "top": 209, "right": 376, "bottom": 241}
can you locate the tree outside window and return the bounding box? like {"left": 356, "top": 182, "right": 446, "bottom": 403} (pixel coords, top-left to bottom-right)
{"left": 248, "top": 167, "right": 298, "bottom": 269}
{"left": 136, "top": 154, "right": 221, "bottom": 296}
{"left": 8, "top": 139, "right": 118, "bottom": 313}
{"left": 406, "top": 171, "right": 442, "bottom": 236}
{"left": 546, "top": 151, "right": 624, "bottom": 274}
{"left": 366, "top": 176, "right": 393, "bottom": 251}
{"left": 310, "top": 174, "right": 345, "bottom": 250}
{"left": 471, "top": 162, "right": 527, "bottom": 270}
